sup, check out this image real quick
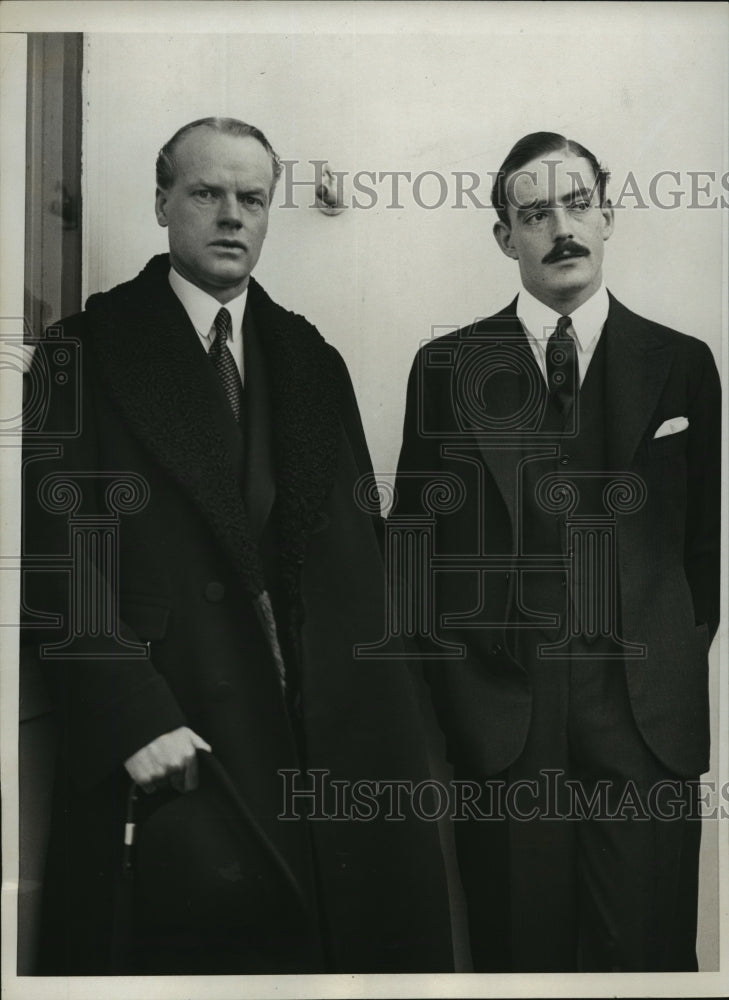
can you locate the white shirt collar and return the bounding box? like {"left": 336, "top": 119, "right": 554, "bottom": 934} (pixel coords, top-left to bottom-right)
{"left": 168, "top": 267, "right": 248, "bottom": 343}
{"left": 516, "top": 283, "right": 609, "bottom": 354}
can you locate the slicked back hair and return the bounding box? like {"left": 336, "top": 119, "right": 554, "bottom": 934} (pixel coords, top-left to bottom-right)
{"left": 491, "top": 131, "right": 610, "bottom": 226}
{"left": 156, "top": 117, "right": 283, "bottom": 198}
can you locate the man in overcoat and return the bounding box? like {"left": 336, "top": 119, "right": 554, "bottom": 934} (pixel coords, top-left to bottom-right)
{"left": 393, "top": 132, "right": 721, "bottom": 972}
{"left": 23, "top": 117, "right": 453, "bottom": 974}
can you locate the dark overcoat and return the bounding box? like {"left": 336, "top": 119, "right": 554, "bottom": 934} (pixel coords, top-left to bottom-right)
{"left": 23, "top": 254, "right": 453, "bottom": 974}
{"left": 393, "top": 295, "right": 721, "bottom": 780}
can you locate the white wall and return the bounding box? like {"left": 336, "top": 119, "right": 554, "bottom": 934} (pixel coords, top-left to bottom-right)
{"left": 82, "top": 7, "right": 727, "bottom": 480}
{"left": 78, "top": 4, "right": 726, "bottom": 974}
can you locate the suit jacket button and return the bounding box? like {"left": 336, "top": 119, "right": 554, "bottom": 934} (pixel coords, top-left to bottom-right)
{"left": 559, "top": 454, "right": 571, "bottom": 466}
{"left": 204, "top": 581, "right": 225, "bottom": 602}
{"left": 491, "top": 642, "right": 503, "bottom": 654}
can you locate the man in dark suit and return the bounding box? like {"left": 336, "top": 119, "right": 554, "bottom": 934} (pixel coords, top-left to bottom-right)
{"left": 23, "top": 117, "right": 453, "bottom": 975}
{"left": 394, "top": 132, "right": 721, "bottom": 972}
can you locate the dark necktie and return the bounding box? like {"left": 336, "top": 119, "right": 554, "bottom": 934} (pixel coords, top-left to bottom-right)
{"left": 209, "top": 307, "right": 243, "bottom": 421}
{"left": 546, "top": 314, "right": 577, "bottom": 414}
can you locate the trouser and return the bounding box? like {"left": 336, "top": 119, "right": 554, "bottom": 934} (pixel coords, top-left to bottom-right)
{"left": 454, "top": 650, "right": 701, "bottom": 972}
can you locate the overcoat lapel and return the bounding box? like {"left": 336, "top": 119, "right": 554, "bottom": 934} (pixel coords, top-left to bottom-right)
{"left": 84, "top": 254, "right": 342, "bottom": 615}
{"left": 247, "top": 278, "right": 341, "bottom": 605}
{"left": 86, "top": 257, "right": 267, "bottom": 599}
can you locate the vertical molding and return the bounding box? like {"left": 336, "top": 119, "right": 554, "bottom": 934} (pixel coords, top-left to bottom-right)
{"left": 0, "top": 29, "right": 28, "bottom": 982}
{"left": 0, "top": 35, "right": 28, "bottom": 324}
{"left": 81, "top": 33, "right": 110, "bottom": 303}
{"left": 24, "top": 33, "right": 83, "bottom": 336}
{"left": 80, "top": 33, "right": 95, "bottom": 304}
{"left": 60, "top": 34, "right": 83, "bottom": 320}
{"left": 15, "top": 33, "right": 82, "bottom": 976}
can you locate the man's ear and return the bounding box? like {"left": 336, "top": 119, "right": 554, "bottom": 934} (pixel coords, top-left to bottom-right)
{"left": 493, "top": 220, "right": 519, "bottom": 260}
{"left": 155, "top": 188, "right": 169, "bottom": 228}
{"left": 601, "top": 199, "right": 615, "bottom": 242}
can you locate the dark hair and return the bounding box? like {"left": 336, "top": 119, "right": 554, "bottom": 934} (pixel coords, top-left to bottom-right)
{"left": 156, "top": 117, "right": 283, "bottom": 196}
{"left": 491, "top": 132, "right": 610, "bottom": 226}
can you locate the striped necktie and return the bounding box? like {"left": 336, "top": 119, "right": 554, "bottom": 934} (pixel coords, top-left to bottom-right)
{"left": 209, "top": 307, "right": 243, "bottom": 421}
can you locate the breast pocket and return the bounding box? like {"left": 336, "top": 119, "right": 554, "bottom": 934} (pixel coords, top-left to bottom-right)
{"left": 649, "top": 427, "right": 688, "bottom": 459}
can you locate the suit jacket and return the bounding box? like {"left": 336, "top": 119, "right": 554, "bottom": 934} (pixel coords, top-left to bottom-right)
{"left": 23, "top": 254, "right": 453, "bottom": 973}
{"left": 393, "top": 294, "right": 721, "bottom": 780}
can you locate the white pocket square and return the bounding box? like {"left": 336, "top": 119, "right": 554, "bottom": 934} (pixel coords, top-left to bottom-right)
{"left": 654, "top": 416, "right": 689, "bottom": 439}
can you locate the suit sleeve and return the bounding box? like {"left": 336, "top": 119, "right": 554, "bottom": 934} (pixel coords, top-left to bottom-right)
{"left": 22, "top": 326, "right": 186, "bottom": 790}
{"left": 683, "top": 340, "right": 721, "bottom": 643}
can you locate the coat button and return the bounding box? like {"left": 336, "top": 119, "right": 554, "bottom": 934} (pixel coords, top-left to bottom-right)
{"left": 490, "top": 642, "right": 503, "bottom": 655}
{"left": 559, "top": 454, "right": 570, "bottom": 466}
{"left": 204, "top": 581, "right": 226, "bottom": 602}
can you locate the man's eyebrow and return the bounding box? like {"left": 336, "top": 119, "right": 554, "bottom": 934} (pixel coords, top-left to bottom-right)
{"left": 516, "top": 187, "right": 594, "bottom": 214}
{"left": 564, "top": 185, "right": 592, "bottom": 201}
{"left": 516, "top": 198, "right": 549, "bottom": 215}
{"left": 187, "top": 178, "right": 220, "bottom": 191}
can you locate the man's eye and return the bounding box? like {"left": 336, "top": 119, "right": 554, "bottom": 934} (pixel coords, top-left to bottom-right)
{"left": 242, "top": 195, "right": 264, "bottom": 207}
{"left": 194, "top": 190, "right": 213, "bottom": 201}
{"left": 525, "top": 211, "right": 547, "bottom": 224}
{"left": 571, "top": 201, "right": 590, "bottom": 211}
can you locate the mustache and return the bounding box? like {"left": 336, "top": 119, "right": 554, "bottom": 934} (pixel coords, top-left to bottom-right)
{"left": 542, "top": 240, "right": 590, "bottom": 265}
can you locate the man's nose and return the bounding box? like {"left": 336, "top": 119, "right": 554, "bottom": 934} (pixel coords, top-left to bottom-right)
{"left": 217, "top": 194, "right": 243, "bottom": 227}
{"left": 550, "top": 206, "right": 573, "bottom": 240}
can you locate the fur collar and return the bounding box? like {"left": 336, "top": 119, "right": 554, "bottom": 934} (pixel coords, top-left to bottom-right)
{"left": 84, "top": 254, "right": 342, "bottom": 606}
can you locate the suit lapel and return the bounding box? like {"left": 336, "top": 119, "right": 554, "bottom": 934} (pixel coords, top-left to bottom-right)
{"left": 464, "top": 302, "right": 547, "bottom": 528}
{"left": 603, "top": 294, "right": 674, "bottom": 471}
{"left": 472, "top": 295, "right": 676, "bottom": 529}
